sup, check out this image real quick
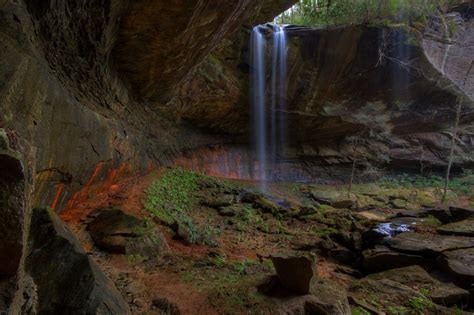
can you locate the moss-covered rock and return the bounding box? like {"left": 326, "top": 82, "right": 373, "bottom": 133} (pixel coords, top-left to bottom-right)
{"left": 437, "top": 218, "right": 474, "bottom": 237}
{"left": 87, "top": 208, "right": 168, "bottom": 259}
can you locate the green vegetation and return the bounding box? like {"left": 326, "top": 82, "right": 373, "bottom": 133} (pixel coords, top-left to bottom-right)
{"left": 386, "top": 305, "right": 409, "bottom": 314}
{"left": 379, "top": 171, "right": 474, "bottom": 199}
{"left": 276, "top": 0, "right": 448, "bottom": 28}
{"left": 352, "top": 307, "right": 371, "bottom": 315}
{"left": 144, "top": 168, "right": 220, "bottom": 245}
{"left": 179, "top": 256, "right": 275, "bottom": 313}
{"left": 407, "top": 296, "right": 433, "bottom": 314}
{"left": 420, "top": 215, "right": 442, "bottom": 227}
{"left": 145, "top": 168, "right": 200, "bottom": 223}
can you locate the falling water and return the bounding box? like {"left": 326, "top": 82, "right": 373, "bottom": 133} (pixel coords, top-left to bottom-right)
{"left": 250, "top": 26, "right": 267, "bottom": 189}
{"left": 250, "top": 25, "right": 288, "bottom": 191}
{"left": 270, "top": 25, "right": 288, "bottom": 179}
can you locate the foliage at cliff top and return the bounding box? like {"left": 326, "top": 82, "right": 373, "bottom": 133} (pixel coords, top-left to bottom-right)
{"left": 276, "top": 0, "right": 450, "bottom": 27}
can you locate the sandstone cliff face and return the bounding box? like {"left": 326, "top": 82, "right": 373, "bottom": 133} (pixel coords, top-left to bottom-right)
{"left": 114, "top": 0, "right": 294, "bottom": 102}
{"left": 0, "top": 0, "right": 293, "bottom": 212}
{"left": 423, "top": 3, "right": 474, "bottom": 99}
{"left": 171, "top": 8, "right": 474, "bottom": 179}
{"left": 1, "top": 0, "right": 293, "bottom": 312}
{"left": 1, "top": 0, "right": 473, "bottom": 312}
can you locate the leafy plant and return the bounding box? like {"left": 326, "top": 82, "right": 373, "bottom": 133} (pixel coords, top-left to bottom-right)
{"left": 407, "top": 296, "right": 432, "bottom": 314}
{"left": 275, "top": 0, "right": 448, "bottom": 28}
{"left": 387, "top": 305, "right": 409, "bottom": 315}
{"left": 352, "top": 307, "right": 370, "bottom": 315}
{"left": 144, "top": 168, "right": 206, "bottom": 245}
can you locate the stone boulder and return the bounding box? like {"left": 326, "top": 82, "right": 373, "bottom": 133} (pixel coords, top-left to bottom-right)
{"left": 387, "top": 232, "right": 474, "bottom": 255}
{"left": 448, "top": 207, "right": 474, "bottom": 222}
{"left": 258, "top": 276, "right": 350, "bottom": 315}
{"left": 367, "top": 265, "right": 469, "bottom": 306}
{"left": 241, "top": 192, "right": 283, "bottom": 216}
{"left": 87, "top": 208, "right": 168, "bottom": 258}
{"left": 309, "top": 189, "right": 356, "bottom": 209}
{"left": 270, "top": 251, "right": 317, "bottom": 294}
{"left": 304, "top": 280, "right": 351, "bottom": 315}
{"left": 0, "top": 129, "right": 25, "bottom": 276}
{"left": 199, "top": 193, "right": 235, "bottom": 209}
{"left": 437, "top": 218, "right": 474, "bottom": 237}
{"left": 362, "top": 246, "right": 425, "bottom": 272}
{"left": 438, "top": 248, "right": 474, "bottom": 287}
{"left": 217, "top": 204, "right": 243, "bottom": 217}
{"left": 349, "top": 278, "right": 429, "bottom": 314}
{"left": 25, "top": 208, "right": 129, "bottom": 314}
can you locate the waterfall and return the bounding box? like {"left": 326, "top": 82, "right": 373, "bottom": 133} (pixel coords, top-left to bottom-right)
{"left": 250, "top": 26, "right": 267, "bottom": 189}
{"left": 270, "top": 25, "right": 288, "bottom": 180}
{"left": 250, "top": 25, "right": 288, "bottom": 191}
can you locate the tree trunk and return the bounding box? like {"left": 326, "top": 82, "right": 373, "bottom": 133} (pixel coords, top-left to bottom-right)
{"left": 442, "top": 61, "right": 473, "bottom": 205}
{"left": 348, "top": 138, "right": 358, "bottom": 196}
{"left": 442, "top": 97, "right": 462, "bottom": 205}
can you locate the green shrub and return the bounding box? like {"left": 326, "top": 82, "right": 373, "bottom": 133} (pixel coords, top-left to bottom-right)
{"left": 379, "top": 171, "right": 474, "bottom": 198}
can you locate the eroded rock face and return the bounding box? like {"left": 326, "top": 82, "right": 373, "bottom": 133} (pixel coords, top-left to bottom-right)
{"left": 172, "top": 9, "right": 474, "bottom": 178}
{"left": 423, "top": 4, "right": 474, "bottom": 100}
{"left": 23, "top": 208, "right": 129, "bottom": 314}
{"left": 114, "top": 0, "right": 294, "bottom": 102}
{"left": 0, "top": 129, "right": 24, "bottom": 276}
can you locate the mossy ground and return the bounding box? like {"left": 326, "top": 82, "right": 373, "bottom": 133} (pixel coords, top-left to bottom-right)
{"left": 140, "top": 168, "right": 474, "bottom": 313}
{"left": 63, "top": 167, "right": 474, "bottom": 314}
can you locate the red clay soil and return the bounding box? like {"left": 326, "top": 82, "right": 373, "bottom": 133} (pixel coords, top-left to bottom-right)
{"left": 58, "top": 169, "right": 354, "bottom": 314}
{"left": 60, "top": 170, "right": 219, "bottom": 314}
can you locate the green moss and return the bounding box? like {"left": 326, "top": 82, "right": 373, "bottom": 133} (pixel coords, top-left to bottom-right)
{"left": 386, "top": 305, "right": 409, "bottom": 315}
{"left": 315, "top": 226, "right": 338, "bottom": 238}
{"left": 352, "top": 307, "right": 371, "bottom": 315}
{"left": 420, "top": 215, "right": 442, "bottom": 227}
{"left": 144, "top": 168, "right": 222, "bottom": 245}
{"left": 127, "top": 254, "right": 146, "bottom": 264}
{"left": 407, "top": 296, "right": 433, "bottom": 313}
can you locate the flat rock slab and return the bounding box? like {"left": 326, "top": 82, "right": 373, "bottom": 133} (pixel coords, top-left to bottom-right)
{"left": 449, "top": 206, "right": 474, "bottom": 222}
{"left": 349, "top": 278, "right": 423, "bottom": 313}
{"left": 305, "top": 280, "right": 351, "bottom": 315}
{"left": 437, "top": 218, "right": 474, "bottom": 237}
{"left": 438, "top": 248, "right": 474, "bottom": 286}
{"left": 367, "top": 265, "right": 469, "bottom": 306}
{"left": 260, "top": 277, "right": 351, "bottom": 315}
{"left": 348, "top": 277, "right": 461, "bottom": 314}
{"left": 271, "top": 252, "right": 316, "bottom": 294}
{"left": 387, "top": 232, "right": 474, "bottom": 255}
{"left": 309, "top": 189, "right": 356, "bottom": 209}
{"left": 362, "top": 246, "right": 424, "bottom": 272}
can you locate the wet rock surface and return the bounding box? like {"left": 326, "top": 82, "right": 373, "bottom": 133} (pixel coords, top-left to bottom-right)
{"left": 24, "top": 208, "right": 129, "bottom": 314}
